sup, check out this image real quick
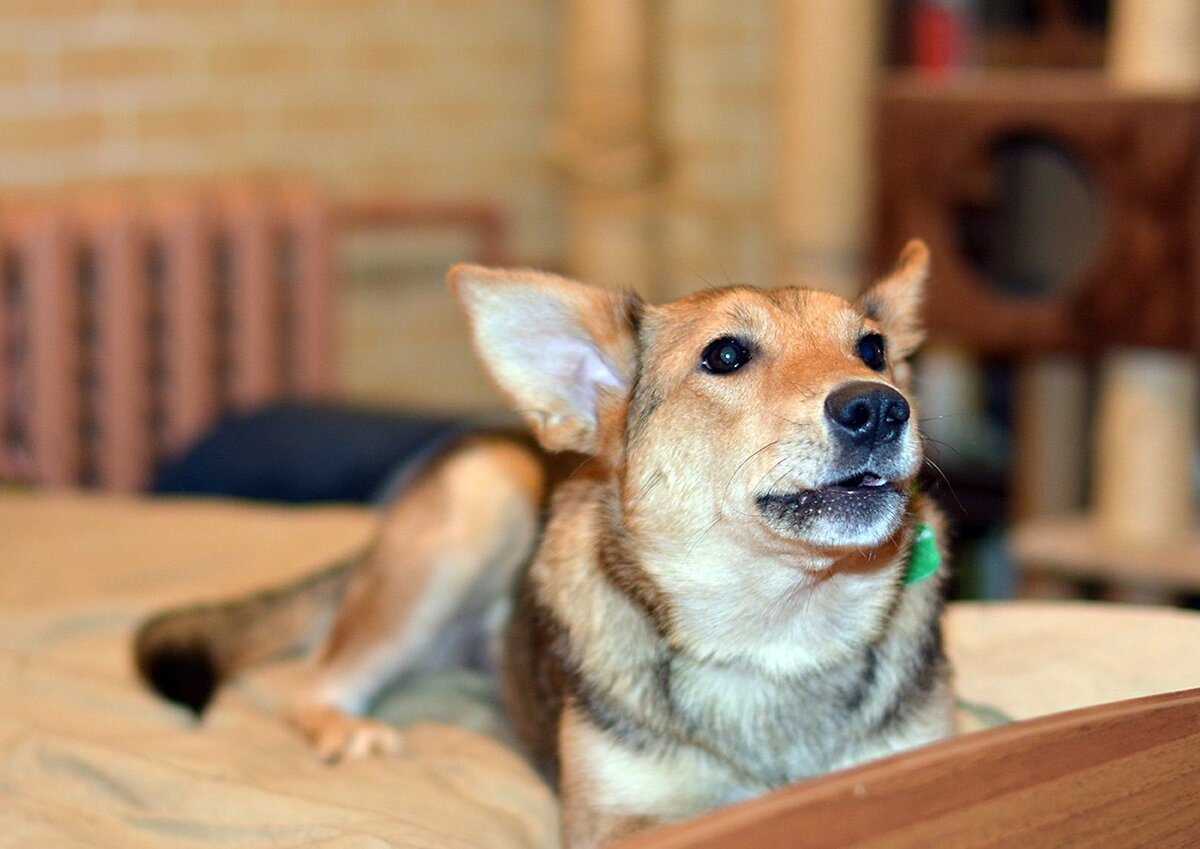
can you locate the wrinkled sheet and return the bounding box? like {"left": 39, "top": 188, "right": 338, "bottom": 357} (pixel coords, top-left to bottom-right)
{"left": 2, "top": 492, "right": 1198, "bottom": 847}
{"left": 0, "top": 493, "right": 557, "bottom": 848}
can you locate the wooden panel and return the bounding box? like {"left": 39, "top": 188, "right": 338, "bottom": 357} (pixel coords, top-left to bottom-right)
{"left": 83, "top": 198, "right": 152, "bottom": 492}
{"left": 281, "top": 184, "right": 337, "bottom": 398}
{"left": 0, "top": 212, "right": 35, "bottom": 484}
{"left": 0, "top": 224, "right": 11, "bottom": 480}
{"left": 1012, "top": 513, "right": 1200, "bottom": 593}
{"left": 335, "top": 197, "right": 507, "bottom": 266}
{"left": 1193, "top": 130, "right": 1200, "bottom": 356}
{"left": 2, "top": 183, "right": 342, "bottom": 489}
{"left": 620, "top": 687, "right": 1200, "bottom": 849}
{"left": 222, "top": 188, "right": 281, "bottom": 410}
{"left": 23, "top": 206, "right": 82, "bottom": 488}
{"left": 873, "top": 74, "right": 1200, "bottom": 355}
{"left": 152, "top": 192, "right": 220, "bottom": 458}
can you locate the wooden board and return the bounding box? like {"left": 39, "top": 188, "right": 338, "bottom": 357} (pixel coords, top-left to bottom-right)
{"left": 621, "top": 687, "right": 1200, "bottom": 848}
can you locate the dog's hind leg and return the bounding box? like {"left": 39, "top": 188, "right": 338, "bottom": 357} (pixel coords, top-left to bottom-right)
{"left": 287, "top": 434, "right": 546, "bottom": 761}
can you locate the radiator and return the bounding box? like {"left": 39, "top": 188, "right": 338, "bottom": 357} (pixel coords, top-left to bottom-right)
{"left": 0, "top": 184, "right": 338, "bottom": 492}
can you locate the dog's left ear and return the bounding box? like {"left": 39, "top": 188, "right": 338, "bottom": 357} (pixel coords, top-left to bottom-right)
{"left": 450, "top": 265, "right": 641, "bottom": 456}
{"left": 856, "top": 239, "right": 929, "bottom": 360}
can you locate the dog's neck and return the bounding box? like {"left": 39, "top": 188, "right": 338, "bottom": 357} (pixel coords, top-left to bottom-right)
{"left": 616, "top": 489, "right": 919, "bottom": 679}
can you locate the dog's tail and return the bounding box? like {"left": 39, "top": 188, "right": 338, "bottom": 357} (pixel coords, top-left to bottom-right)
{"left": 133, "top": 554, "right": 360, "bottom": 716}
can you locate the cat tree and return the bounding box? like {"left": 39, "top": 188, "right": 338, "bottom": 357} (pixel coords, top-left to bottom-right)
{"left": 874, "top": 0, "right": 1200, "bottom": 600}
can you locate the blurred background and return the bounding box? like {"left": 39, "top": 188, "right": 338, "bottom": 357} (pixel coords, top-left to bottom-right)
{"left": 1, "top": 0, "right": 1197, "bottom": 605}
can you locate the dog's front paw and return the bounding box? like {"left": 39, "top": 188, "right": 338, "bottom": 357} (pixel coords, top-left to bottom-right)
{"left": 290, "top": 703, "right": 406, "bottom": 762}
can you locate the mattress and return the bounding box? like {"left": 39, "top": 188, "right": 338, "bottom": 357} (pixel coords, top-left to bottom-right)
{"left": 2, "top": 492, "right": 1197, "bottom": 847}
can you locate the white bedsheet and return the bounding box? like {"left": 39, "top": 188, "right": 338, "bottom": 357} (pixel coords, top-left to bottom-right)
{"left": 0, "top": 494, "right": 556, "bottom": 848}
{"left": 2, "top": 492, "right": 1197, "bottom": 847}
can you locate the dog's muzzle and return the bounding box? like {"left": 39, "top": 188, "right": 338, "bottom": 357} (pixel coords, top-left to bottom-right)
{"left": 754, "top": 382, "right": 916, "bottom": 547}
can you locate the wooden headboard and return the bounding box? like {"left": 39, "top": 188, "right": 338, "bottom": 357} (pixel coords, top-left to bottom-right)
{"left": 0, "top": 183, "right": 337, "bottom": 492}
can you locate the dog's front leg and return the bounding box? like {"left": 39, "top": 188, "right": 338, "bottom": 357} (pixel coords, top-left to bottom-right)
{"left": 289, "top": 436, "right": 546, "bottom": 761}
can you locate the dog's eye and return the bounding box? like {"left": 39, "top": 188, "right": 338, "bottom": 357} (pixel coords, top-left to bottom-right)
{"left": 701, "top": 337, "right": 751, "bottom": 374}
{"left": 857, "top": 333, "right": 887, "bottom": 371}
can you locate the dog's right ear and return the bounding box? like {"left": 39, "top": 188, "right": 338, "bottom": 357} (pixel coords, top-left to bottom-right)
{"left": 857, "top": 239, "right": 929, "bottom": 361}
{"left": 449, "top": 265, "right": 641, "bottom": 455}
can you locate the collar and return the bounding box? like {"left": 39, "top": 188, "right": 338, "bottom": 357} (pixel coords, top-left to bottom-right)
{"left": 903, "top": 522, "right": 940, "bottom": 585}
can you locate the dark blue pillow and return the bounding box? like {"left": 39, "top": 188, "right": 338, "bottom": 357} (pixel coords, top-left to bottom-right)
{"left": 152, "top": 402, "right": 467, "bottom": 505}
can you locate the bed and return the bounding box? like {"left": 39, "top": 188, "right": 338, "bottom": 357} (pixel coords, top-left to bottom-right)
{"left": 2, "top": 491, "right": 1198, "bottom": 847}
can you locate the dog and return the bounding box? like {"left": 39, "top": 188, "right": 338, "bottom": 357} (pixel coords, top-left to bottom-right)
{"left": 135, "top": 240, "right": 953, "bottom": 848}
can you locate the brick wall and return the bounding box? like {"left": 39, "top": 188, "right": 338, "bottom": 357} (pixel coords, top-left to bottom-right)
{"left": 0, "top": 0, "right": 563, "bottom": 264}
{"left": 0, "top": 1, "right": 799, "bottom": 414}
{"left": 659, "top": 0, "right": 776, "bottom": 297}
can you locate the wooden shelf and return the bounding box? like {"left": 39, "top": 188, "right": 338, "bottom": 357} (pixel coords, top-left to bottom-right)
{"left": 1012, "top": 513, "right": 1200, "bottom": 592}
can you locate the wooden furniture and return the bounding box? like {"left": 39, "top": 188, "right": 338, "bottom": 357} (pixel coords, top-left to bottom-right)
{"left": 873, "top": 73, "right": 1200, "bottom": 597}
{"left": 874, "top": 73, "right": 1200, "bottom": 355}
{"left": 335, "top": 197, "right": 506, "bottom": 267}
{"left": 620, "top": 686, "right": 1200, "bottom": 849}
{"left": 1012, "top": 514, "right": 1200, "bottom": 597}
{"left": 0, "top": 183, "right": 338, "bottom": 492}
{"left": 0, "top": 185, "right": 512, "bottom": 493}
{"left": 979, "top": 0, "right": 1106, "bottom": 70}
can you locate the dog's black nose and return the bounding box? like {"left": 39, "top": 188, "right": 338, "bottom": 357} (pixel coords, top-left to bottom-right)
{"left": 825, "top": 382, "right": 910, "bottom": 448}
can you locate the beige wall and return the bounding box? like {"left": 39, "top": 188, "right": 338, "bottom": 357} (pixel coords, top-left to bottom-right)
{"left": 0, "top": 0, "right": 562, "bottom": 264}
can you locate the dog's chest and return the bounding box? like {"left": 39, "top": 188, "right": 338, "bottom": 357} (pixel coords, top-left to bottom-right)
{"left": 661, "top": 653, "right": 873, "bottom": 786}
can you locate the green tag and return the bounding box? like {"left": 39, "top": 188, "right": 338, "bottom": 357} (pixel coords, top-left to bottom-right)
{"left": 903, "top": 523, "right": 940, "bottom": 585}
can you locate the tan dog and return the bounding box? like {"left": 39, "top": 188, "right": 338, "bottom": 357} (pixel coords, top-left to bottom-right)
{"left": 136, "top": 241, "right": 953, "bottom": 847}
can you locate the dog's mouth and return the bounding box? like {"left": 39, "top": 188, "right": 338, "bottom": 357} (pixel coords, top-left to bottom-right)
{"left": 754, "top": 470, "right": 908, "bottom": 546}
{"left": 823, "top": 471, "right": 893, "bottom": 492}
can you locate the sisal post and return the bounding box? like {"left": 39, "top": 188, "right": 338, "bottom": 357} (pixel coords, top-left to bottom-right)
{"left": 551, "top": 0, "right": 658, "bottom": 295}
{"left": 1093, "top": 351, "right": 1197, "bottom": 543}
{"left": 1109, "top": 0, "right": 1200, "bottom": 91}
{"left": 774, "top": 0, "right": 883, "bottom": 299}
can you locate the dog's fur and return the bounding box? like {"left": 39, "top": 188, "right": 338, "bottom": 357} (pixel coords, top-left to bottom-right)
{"left": 135, "top": 241, "right": 953, "bottom": 848}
